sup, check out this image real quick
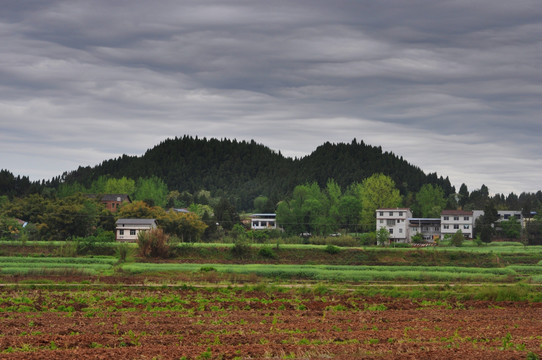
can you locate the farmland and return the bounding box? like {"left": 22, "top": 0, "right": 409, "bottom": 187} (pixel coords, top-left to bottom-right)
{"left": 0, "top": 242, "right": 542, "bottom": 359}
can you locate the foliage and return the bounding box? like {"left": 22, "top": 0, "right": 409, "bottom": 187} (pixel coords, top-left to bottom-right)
{"left": 324, "top": 244, "right": 341, "bottom": 254}
{"left": 133, "top": 176, "right": 169, "bottom": 207}
{"left": 450, "top": 230, "right": 464, "bottom": 247}
{"left": 116, "top": 243, "right": 133, "bottom": 263}
{"left": 159, "top": 211, "right": 207, "bottom": 242}
{"left": 414, "top": 184, "right": 446, "bottom": 218}
{"left": 411, "top": 233, "right": 424, "bottom": 244}
{"left": 376, "top": 227, "right": 390, "bottom": 246}
{"left": 360, "top": 174, "right": 402, "bottom": 231}
{"left": 231, "top": 240, "right": 251, "bottom": 259}
{"left": 0, "top": 217, "right": 22, "bottom": 240}
{"left": 499, "top": 216, "right": 521, "bottom": 239}
{"left": 258, "top": 246, "right": 277, "bottom": 259}
{"left": 117, "top": 201, "right": 165, "bottom": 219}
{"left": 359, "top": 232, "right": 376, "bottom": 246}
{"left": 136, "top": 228, "right": 170, "bottom": 258}
{"left": 213, "top": 198, "right": 240, "bottom": 231}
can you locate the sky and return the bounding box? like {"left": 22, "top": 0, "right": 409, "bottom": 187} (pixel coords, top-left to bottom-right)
{"left": 1, "top": 0, "right": 541, "bottom": 196}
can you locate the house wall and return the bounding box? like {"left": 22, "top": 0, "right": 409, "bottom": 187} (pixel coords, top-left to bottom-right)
{"left": 250, "top": 214, "right": 277, "bottom": 230}
{"left": 376, "top": 209, "right": 412, "bottom": 242}
{"left": 116, "top": 224, "right": 155, "bottom": 242}
{"left": 441, "top": 212, "right": 473, "bottom": 238}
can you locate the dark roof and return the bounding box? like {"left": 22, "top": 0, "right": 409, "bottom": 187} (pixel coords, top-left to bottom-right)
{"left": 100, "top": 194, "right": 131, "bottom": 202}
{"left": 116, "top": 218, "right": 156, "bottom": 226}
{"left": 441, "top": 210, "right": 473, "bottom": 216}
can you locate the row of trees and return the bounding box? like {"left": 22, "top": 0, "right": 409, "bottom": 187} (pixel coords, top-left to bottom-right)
{"left": 0, "top": 189, "right": 242, "bottom": 242}
{"left": 276, "top": 174, "right": 449, "bottom": 235}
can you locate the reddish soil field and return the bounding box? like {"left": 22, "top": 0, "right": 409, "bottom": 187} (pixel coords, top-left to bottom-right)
{"left": 0, "top": 286, "right": 541, "bottom": 359}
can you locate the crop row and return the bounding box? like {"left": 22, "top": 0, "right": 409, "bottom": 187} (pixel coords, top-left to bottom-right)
{"left": 121, "top": 262, "right": 541, "bottom": 282}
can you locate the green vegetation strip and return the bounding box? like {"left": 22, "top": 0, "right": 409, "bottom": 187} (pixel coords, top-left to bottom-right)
{"left": 121, "top": 263, "right": 520, "bottom": 282}
{"left": 0, "top": 256, "right": 117, "bottom": 275}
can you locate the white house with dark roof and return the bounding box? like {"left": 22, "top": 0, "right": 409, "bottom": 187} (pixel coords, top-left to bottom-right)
{"left": 116, "top": 218, "right": 157, "bottom": 242}
{"left": 376, "top": 208, "right": 412, "bottom": 243}
{"left": 441, "top": 210, "right": 473, "bottom": 238}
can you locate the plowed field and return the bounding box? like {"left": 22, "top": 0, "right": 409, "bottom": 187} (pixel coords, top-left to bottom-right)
{"left": 1, "top": 285, "right": 541, "bottom": 359}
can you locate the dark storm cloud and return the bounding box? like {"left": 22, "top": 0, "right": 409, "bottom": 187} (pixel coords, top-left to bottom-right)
{"left": 1, "top": 0, "right": 541, "bottom": 193}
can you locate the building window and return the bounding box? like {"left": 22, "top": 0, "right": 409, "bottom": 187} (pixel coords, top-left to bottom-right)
{"left": 387, "top": 219, "right": 395, "bottom": 226}
{"left": 454, "top": 216, "right": 459, "bottom": 221}
{"left": 389, "top": 229, "right": 393, "bottom": 234}
{"left": 454, "top": 224, "right": 459, "bottom": 229}
{"left": 130, "top": 230, "right": 136, "bottom": 236}
{"left": 443, "top": 216, "right": 449, "bottom": 221}
{"left": 464, "top": 216, "right": 470, "bottom": 221}
{"left": 399, "top": 228, "right": 403, "bottom": 233}
{"left": 380, "top": 220, "right": 383, "bottom": 224}
{"left": 464, "top": 225, "right": 470, "bottom": 229}
{"left": 119, "top": 229, "right": 124, "bottom": 235}
{"left": 379, "top": 212, "right": 384, "bottom": 216}
{"left": 389, "top": 212, "right": 393, "bottom": 216}
{"left": 399, "top": 212, "right": 403, "bottom": 216}
{"left": 443, "top": 225, "right": 449, "bottom": 229}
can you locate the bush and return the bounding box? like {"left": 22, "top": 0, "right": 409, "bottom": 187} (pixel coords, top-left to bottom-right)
{"left": 231, "top": 240, "right": 251, "bottom": 259}
{"left": 324, "top": 244, "right": 341, "bottom": 254}
{"left": 258, "top": 246, "right": 277, "bottom": 259}
{"left": 451, "top": 230, "right": 464, "bottom": 247}
{"left": 116, "top": 243, "right": 133, "bottom": 263}
{"left": 360, "top": 232, "right": 376, "bottom": 246}
{"left": 137, "top": 228, "right": 170, "bottom": 258}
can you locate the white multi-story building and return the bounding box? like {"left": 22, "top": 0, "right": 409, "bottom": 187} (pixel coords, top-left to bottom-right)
{"left": 408, "top": 218, "right": 441, "bottom": 242}
{"left": 441, "top": 210, "right": 473, "bottom": 238}
{"left": 376, "top": 208, "right": 412, "bottom": 243}
{"left": 250, "top": 213, "right": 277, "bottom": 230}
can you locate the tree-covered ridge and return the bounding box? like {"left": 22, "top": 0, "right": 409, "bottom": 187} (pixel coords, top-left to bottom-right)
{"left": 50, "top": 136, "right": 453, "bottom": 210}
{"left": 1, "top": 135, "right": 541, "bottom": 213}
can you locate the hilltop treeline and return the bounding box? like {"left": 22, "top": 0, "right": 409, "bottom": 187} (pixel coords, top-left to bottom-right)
{"left": 0, "top": 136, "right": 453, "bottom": 210}
{"left": 1, "top": 136, "right": 541, "bottom": 213}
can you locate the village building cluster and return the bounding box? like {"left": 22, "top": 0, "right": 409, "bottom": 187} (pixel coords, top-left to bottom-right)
{"left": 376, "top": 208, "right": 523, "bottom": 243}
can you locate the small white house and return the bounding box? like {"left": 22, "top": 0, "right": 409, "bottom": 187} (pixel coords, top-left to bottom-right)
{"left": 250, "top": 213, "right": 277, "bottom": 230}
{"left": 376, "top": 208, "right": 412, "bottom": 243}
{"left": 116, "top": 218, "right": 157, "bottom": 242}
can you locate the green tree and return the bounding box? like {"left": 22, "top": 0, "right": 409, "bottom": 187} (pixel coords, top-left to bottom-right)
{"left": 414, "top": 184, "right": 446, "bottom": 218}
{"left": 360, "top": 174, "right": 402, "bottom": 231}
{"left": 117, "top": 201, "right": 166, "bottom": 219}
{"left": 451, "top": 230, "right": 464, "bottom": 247}
{"left": 133, "top": 176, "right": 168, "bottom": 208}
{"left": 213, "top": 198, "right": 240, "bottom": 231}
{"left": 159, "top": 211, "right": 207, "bottom": 242}
{"left": 104, "top": 177, "right": 136, "bottom": 195}
{"left": 38, "top": 194, "right": 100, "bottom": 240}
{"left": 476, "top": 202, "right": 499, "bottom": 243}
{"left": 376, "top": 227, "right": 390, "bottom": 246}
{"left": 500, "top": 216, "right": 521, "bottom": 239}
{"left": 253, "top": 196, "right": 269, "bottom": 213}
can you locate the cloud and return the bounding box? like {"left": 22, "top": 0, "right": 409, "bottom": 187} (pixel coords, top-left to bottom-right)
{"left": 0, "top": 0, "right": 541, "bottom": 195}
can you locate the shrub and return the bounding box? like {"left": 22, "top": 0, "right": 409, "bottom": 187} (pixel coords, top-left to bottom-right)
{"left": 116, "top": 243, "right": 133, "bottom": 263}
{"left": 231, "top": 240, "right": 251, "bottom": 259}
{"left": 360, "top": 232, "right": 376, "bottom": 246}
{"left": 258, "top": 246, "right": 277, "bottom": 259}
{"left": 324, "top": 244, "right": 341, "bottom": 254}
{"left": 451, "top": 230, "right": 464, "bottom": 247}
{"left": 137, "top": 228, "right": 170, "bottom": 258}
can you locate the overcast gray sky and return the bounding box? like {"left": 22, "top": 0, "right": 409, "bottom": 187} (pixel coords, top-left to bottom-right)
{"left": 1, "top": 0, "right": 541, "bottom": 195}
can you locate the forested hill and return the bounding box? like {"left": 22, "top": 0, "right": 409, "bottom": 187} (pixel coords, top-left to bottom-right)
{"left": 1, "top": 136, "right": 453, "bottom": 210}
{"left": 54, "top": 136, "right": 453, "bottom": 210}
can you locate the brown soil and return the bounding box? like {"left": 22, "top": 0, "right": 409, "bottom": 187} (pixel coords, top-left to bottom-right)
{"left": 0, "top": 285, "right": 541, "bottom": 359}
